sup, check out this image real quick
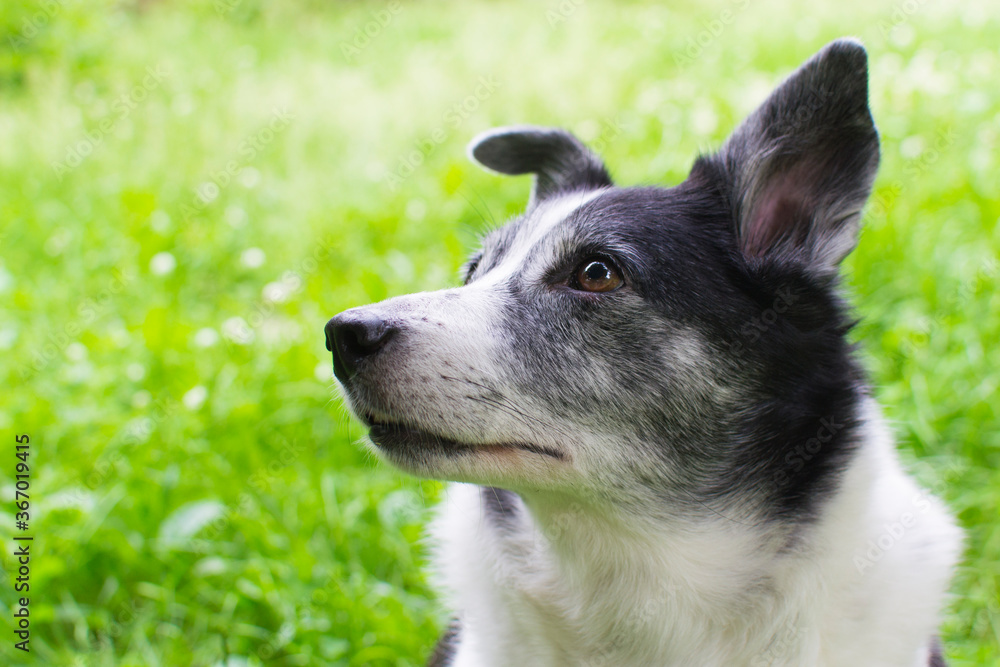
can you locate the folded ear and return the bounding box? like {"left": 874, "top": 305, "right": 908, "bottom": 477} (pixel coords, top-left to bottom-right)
{"left": 708, "top": 39, "right": 880, "bottom": 276}
{"left": 468, "top": 126, "right": 613, "bottom": 208}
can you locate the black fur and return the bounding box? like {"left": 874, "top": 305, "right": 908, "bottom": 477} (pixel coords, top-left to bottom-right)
{"left": 326, "top": 40, "right": 946, "bottom": 662}
{"left": 458, "top": 39, "right": 879, "bottom": 524}
{"left": 928, "top": 636, "right": 947, "bottom": 666}
{"left": 717, "top": 40, "right": 879, "bottom": 271}
{"left": 469, "top": 126, "right": 613, "bottom": 206}
{"left": 426, "top": 619, "right": 460, "bottom": 667}
{"left": 482, "top": 486, "right": 521, "bottom": 532}
{"left": 481, "top": 182, "right": 865, "bottom": 523}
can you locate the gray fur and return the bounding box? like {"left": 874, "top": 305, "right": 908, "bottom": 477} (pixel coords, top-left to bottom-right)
{"left": 715, "top": 38, "right": 880, "bottom": 274}
{"left": 468, "top": 126, "right": 613, "bottom": 207}
{"left": 324, "top": 39, "right": 958, "bottom": 666}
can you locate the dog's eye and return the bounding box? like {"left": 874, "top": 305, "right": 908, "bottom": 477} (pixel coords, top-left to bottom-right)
{"left": 572, "top": 258, "right": 623, "bottom": 293}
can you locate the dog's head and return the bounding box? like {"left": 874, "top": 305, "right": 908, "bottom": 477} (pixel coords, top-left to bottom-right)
{"left": 327, "top": 40, "right": 878, "bottom": 518}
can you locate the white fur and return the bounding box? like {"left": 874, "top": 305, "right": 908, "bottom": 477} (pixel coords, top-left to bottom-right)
{"left": 339, "top": 194, "right": 960, "bottom": 665}
{"left": 484, "top": 190, "right": 609, "bottom": 284}
{"left": 430, "top": 399, "right": 961, "bottom": 666}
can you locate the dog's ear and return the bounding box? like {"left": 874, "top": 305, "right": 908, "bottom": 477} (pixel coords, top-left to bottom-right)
{"left": 708, "top": 39, "right": 879, "bottom": 276}
{"left": 468, "top": 126, "right": 613, "bottom": 207}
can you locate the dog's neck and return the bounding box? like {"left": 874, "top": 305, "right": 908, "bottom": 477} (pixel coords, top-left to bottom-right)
{"left": 506, "top": 487, "right": 819, "bottom": 660}
{"left": 431, "top": 404, "right": 955, "bottom": 666}
{"left": 436, "top": 481, "right": 844, "bottom": 665}
{"left": 521, "top": 488, "right": 787, "bottom": 595}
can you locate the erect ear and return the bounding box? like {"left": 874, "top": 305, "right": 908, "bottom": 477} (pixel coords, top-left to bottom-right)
{"left": 709, "top": 39, "right": 880, "bottom": 276}
{"left": 467, "top": 126, "right": 613, "bottom": 208}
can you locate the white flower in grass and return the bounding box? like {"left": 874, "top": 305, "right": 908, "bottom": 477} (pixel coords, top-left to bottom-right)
{"left": 183, "top": 385, "right": 208, "bottom": 411}
{"left": 66, "top": 342, "right": 87, "bottom": 361}
{"left": 239, "top": 167, "right": 261, "bottom": 189}
{"left": 315, "top": 361, "right": 332, "bottom": 382}
{"left": 240, "top": 247, "right": 266, "bottom": 269}
{"left": 126, "top": 363, "right": 146, "bottom": 381}
{"left": 262, "top": 280, "right": 292, "bottom": 303}
{"left": 222, "top": 316, "right": 254, "bottom": 344}
{"left": 131, "top": 390, "right": 151, "bottom": 408}
{"left": 194, "top": 327, "right": 220, "bottom": 348}
{"left": 224, "top": 205, "right": 247, "bottom": 228}
{"left": 150, "top": 210, "right": 171, "bottom": 233}
{"left": 150, "top": 251, "right": 177, "bottom": 275}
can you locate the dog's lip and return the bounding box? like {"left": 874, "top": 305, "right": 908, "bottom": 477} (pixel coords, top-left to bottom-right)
{"left": 362, "top": 413, "right": 565, "bottom": 461}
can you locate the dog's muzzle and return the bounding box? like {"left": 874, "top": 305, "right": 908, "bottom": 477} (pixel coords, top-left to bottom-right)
{"left": 325, "top": 311, "right": 397, "bottom": 383}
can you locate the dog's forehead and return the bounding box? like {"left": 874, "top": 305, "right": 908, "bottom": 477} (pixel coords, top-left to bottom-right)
{"left": 479, "top": 186, "right": 707, "bottom": 271}
{"left": 484, "top": 190, "right": 608, "bottom": 257}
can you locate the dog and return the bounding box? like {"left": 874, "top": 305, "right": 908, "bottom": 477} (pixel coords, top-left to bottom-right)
{"left": 326, "top": 39, "right": 962, "bottom": 666}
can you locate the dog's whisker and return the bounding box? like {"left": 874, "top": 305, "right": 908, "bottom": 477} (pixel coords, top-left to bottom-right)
{"left": 320, "top": 40, "right": 960, "bottom": 664}
{"left": 459, "top": 187, "right": 498, "bottom": 229}
{"left": 439, "top": 375, "right": 576, "bottom": 437}
{"left": 466, "top": 395, "right": 572, "bottom": 439}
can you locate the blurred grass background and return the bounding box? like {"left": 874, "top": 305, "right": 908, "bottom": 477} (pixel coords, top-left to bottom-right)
{"left": 0, "top": 0, "right": 997, "bottom": 665}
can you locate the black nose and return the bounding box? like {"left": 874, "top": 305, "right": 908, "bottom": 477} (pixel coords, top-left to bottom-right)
{"left": 325, "top": 311, "right": 397, "bottom": 383}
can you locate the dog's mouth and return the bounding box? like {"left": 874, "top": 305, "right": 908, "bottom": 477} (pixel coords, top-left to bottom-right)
{"left": 362, "top": 413, "right": 565, "bottom": 461}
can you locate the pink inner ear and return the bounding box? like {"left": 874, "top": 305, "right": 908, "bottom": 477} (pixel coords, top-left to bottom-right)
{"left": 742, "top": 162, "right": 818, "bottom": 258}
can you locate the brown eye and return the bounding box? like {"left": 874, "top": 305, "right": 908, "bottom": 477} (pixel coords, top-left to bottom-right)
{"left": 573, "top": 258, "right": 623, "bottom": 293}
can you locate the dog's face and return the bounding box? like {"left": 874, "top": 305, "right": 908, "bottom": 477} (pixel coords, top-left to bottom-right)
{"left": 328, "top": 40, "right": 879, "bottom": 517}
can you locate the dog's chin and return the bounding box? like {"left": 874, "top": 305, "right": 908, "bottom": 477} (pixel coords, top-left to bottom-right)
{"left": 361, "top": 413, "right": 566, "bottom": 479}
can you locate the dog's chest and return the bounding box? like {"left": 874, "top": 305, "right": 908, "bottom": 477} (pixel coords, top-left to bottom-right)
{"left": 492, "top": 555, "right": 678, "bottom": 664}
{"left": 432, "top": 484, "right": 813, "bottom": 667}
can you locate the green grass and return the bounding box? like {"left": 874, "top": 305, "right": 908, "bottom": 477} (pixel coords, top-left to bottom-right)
{"left": 0, "top": 0, "right": 997, "bottom": 664}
